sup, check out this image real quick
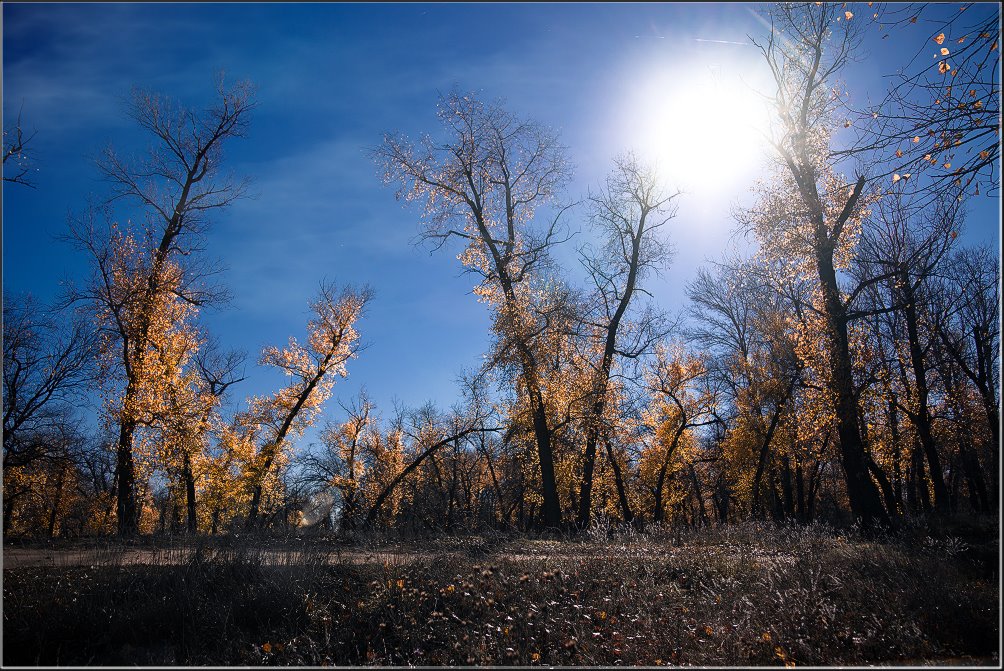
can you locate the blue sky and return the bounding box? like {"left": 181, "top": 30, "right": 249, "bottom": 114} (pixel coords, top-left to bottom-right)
{"left": 3, "top": 3, "right": 1000, "bottom": 435}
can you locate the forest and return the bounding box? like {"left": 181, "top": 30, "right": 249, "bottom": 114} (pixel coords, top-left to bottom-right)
{"left": 3, "top": 2, "right": 1000, "bottom": 667}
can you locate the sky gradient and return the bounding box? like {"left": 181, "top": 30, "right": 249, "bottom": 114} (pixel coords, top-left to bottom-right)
{"left": 3, "top": 2, "right": 1000, "bottom": 435}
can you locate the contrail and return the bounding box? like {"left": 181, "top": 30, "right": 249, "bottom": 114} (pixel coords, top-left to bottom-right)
{"left": 695, "top": 38, "right": 752, "bottom": 46}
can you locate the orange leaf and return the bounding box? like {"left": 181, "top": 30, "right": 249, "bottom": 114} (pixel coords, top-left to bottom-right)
{"left": 934, "top": 33, "right": 946, "bottom": 45}
{"left": 938, "top": 61, "right": 951, "bottom": 74}
{"left": 895, "top": 149, "right": 903, "bottom": 158}
{"left": 941, "top": 47, "right": 950, "bottom": 55}
{"left": 845, "top": 11, "right": 854, "bottom": 20}
{"left": 892, "top": 173, "right": 901, "bottom": 183}
{"left": 912, "top": 136, "right": 920, "bottom": 143}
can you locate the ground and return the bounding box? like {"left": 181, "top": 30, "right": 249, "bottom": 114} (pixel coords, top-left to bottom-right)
{"left": 2, "top": 521, "right": 999, "bottom": 666}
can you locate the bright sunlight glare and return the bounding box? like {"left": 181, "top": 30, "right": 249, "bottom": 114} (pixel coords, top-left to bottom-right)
{"left": 613, "top": 51, "right": 774, "bottom": 200}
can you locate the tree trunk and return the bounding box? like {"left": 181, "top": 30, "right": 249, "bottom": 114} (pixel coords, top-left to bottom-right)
{"left": 247, "top": 485, "right": 263, "bottom": 528}
{"left": 955, "top": 418, "right": 990, "bottom": 513}
{"left": 888, "top": 397, "right": 904, "bottom": 510}
{"left": 47, "top": 465, "right": 67, "bottom": 538}
{"left": 689, "top": 464, "right": 709, "bottom": 527}
{"left": 817, "top": 247, "right": 889, "bottom": 529}
{"left": 795, "top": 460, "right": 806, "bottom": 523}
{"left": 653, "top": 423, "right": 686, "bottom": 524}
{"left": 604, "top": 439, "right": 634, "bottom": 524}
{"left": 901, "top": 276, "right": 950, "bottom": 512}
{"left": 806, "top": 462, "right": 820, "bottom": 523}
{"left": 182, "top": 452, "right": 197, "bottom": 534}
{"left": 780, "top": 456, "right": 795, "bottom": 520}
{"left": 865, "top": 452, "right": 898, "bottom": 519}
{"left": 750, "top": 397, "right": 788, "bottom": 517}
{"left": 910, "top": 441, "right": 932, "bottom": 513}
{"left": 116, "top": 419, "right": 139, "bottom": 536}
{"left": 529, "top": 388, "right": 562, "bottom": 528}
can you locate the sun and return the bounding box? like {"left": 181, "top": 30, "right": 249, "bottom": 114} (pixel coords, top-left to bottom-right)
{"left": 610, "top": 51, "right": 774, "bottom": 200}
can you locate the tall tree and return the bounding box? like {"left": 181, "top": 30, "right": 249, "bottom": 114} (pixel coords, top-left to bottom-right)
{"left": 575, "top": 153, "right": 677, "bottom": 528}
{"left": 67, "top": 78, "right": 255, "bottom": 535}
{"left": 376, "top": 91, "right": 573, "bottom": 528}
{"left": 746, "top": 3, "right": 889, "bottom": 527}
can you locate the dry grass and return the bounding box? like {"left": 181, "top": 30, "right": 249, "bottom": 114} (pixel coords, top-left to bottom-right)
{"left": 3, "top": 521, "right": 998, "bottom": 666}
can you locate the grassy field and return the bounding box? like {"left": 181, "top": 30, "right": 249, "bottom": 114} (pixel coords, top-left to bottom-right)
{"left": 3, "top": 521, "right": 999, "bottom": 666}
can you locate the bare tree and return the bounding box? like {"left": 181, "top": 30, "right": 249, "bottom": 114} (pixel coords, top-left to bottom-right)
{"left": 3, "top": 292, "right": 96, "bottom": 468}
{"left": 376, "top": 91, "right": 573, "bottom": 528}
{"left": 66, "top": 76, "right": 255, "bottom": 535}
{"left": 935, "top": 245, "right": 1000, "bottom": 493}
{"left": 855, "top": 193, "right": 962, "bottom": 512}
{"left": 3, "top": 109, "right": 38, "bottom": 187}
{"left": 2, "top": 292, "right": 97, "bottom": 535}
{"left": 575, "top": 153, "right": 678, "bottom": 528}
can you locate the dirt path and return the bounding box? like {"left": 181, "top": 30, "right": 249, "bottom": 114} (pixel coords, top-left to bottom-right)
{"left": 2, "top": 544, "right": 690, "bottom": 569}
{"left": 1, "top": 547, "right": 436, "bottom": 569}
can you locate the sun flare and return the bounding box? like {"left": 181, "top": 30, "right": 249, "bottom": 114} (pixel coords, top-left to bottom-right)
{"left": 613, "top": 52, "right": 774, "bottom": 197}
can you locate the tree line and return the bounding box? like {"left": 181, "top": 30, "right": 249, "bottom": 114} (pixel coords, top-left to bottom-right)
{"left": 3, "top": 3, "right": 998, "bottom": 537}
